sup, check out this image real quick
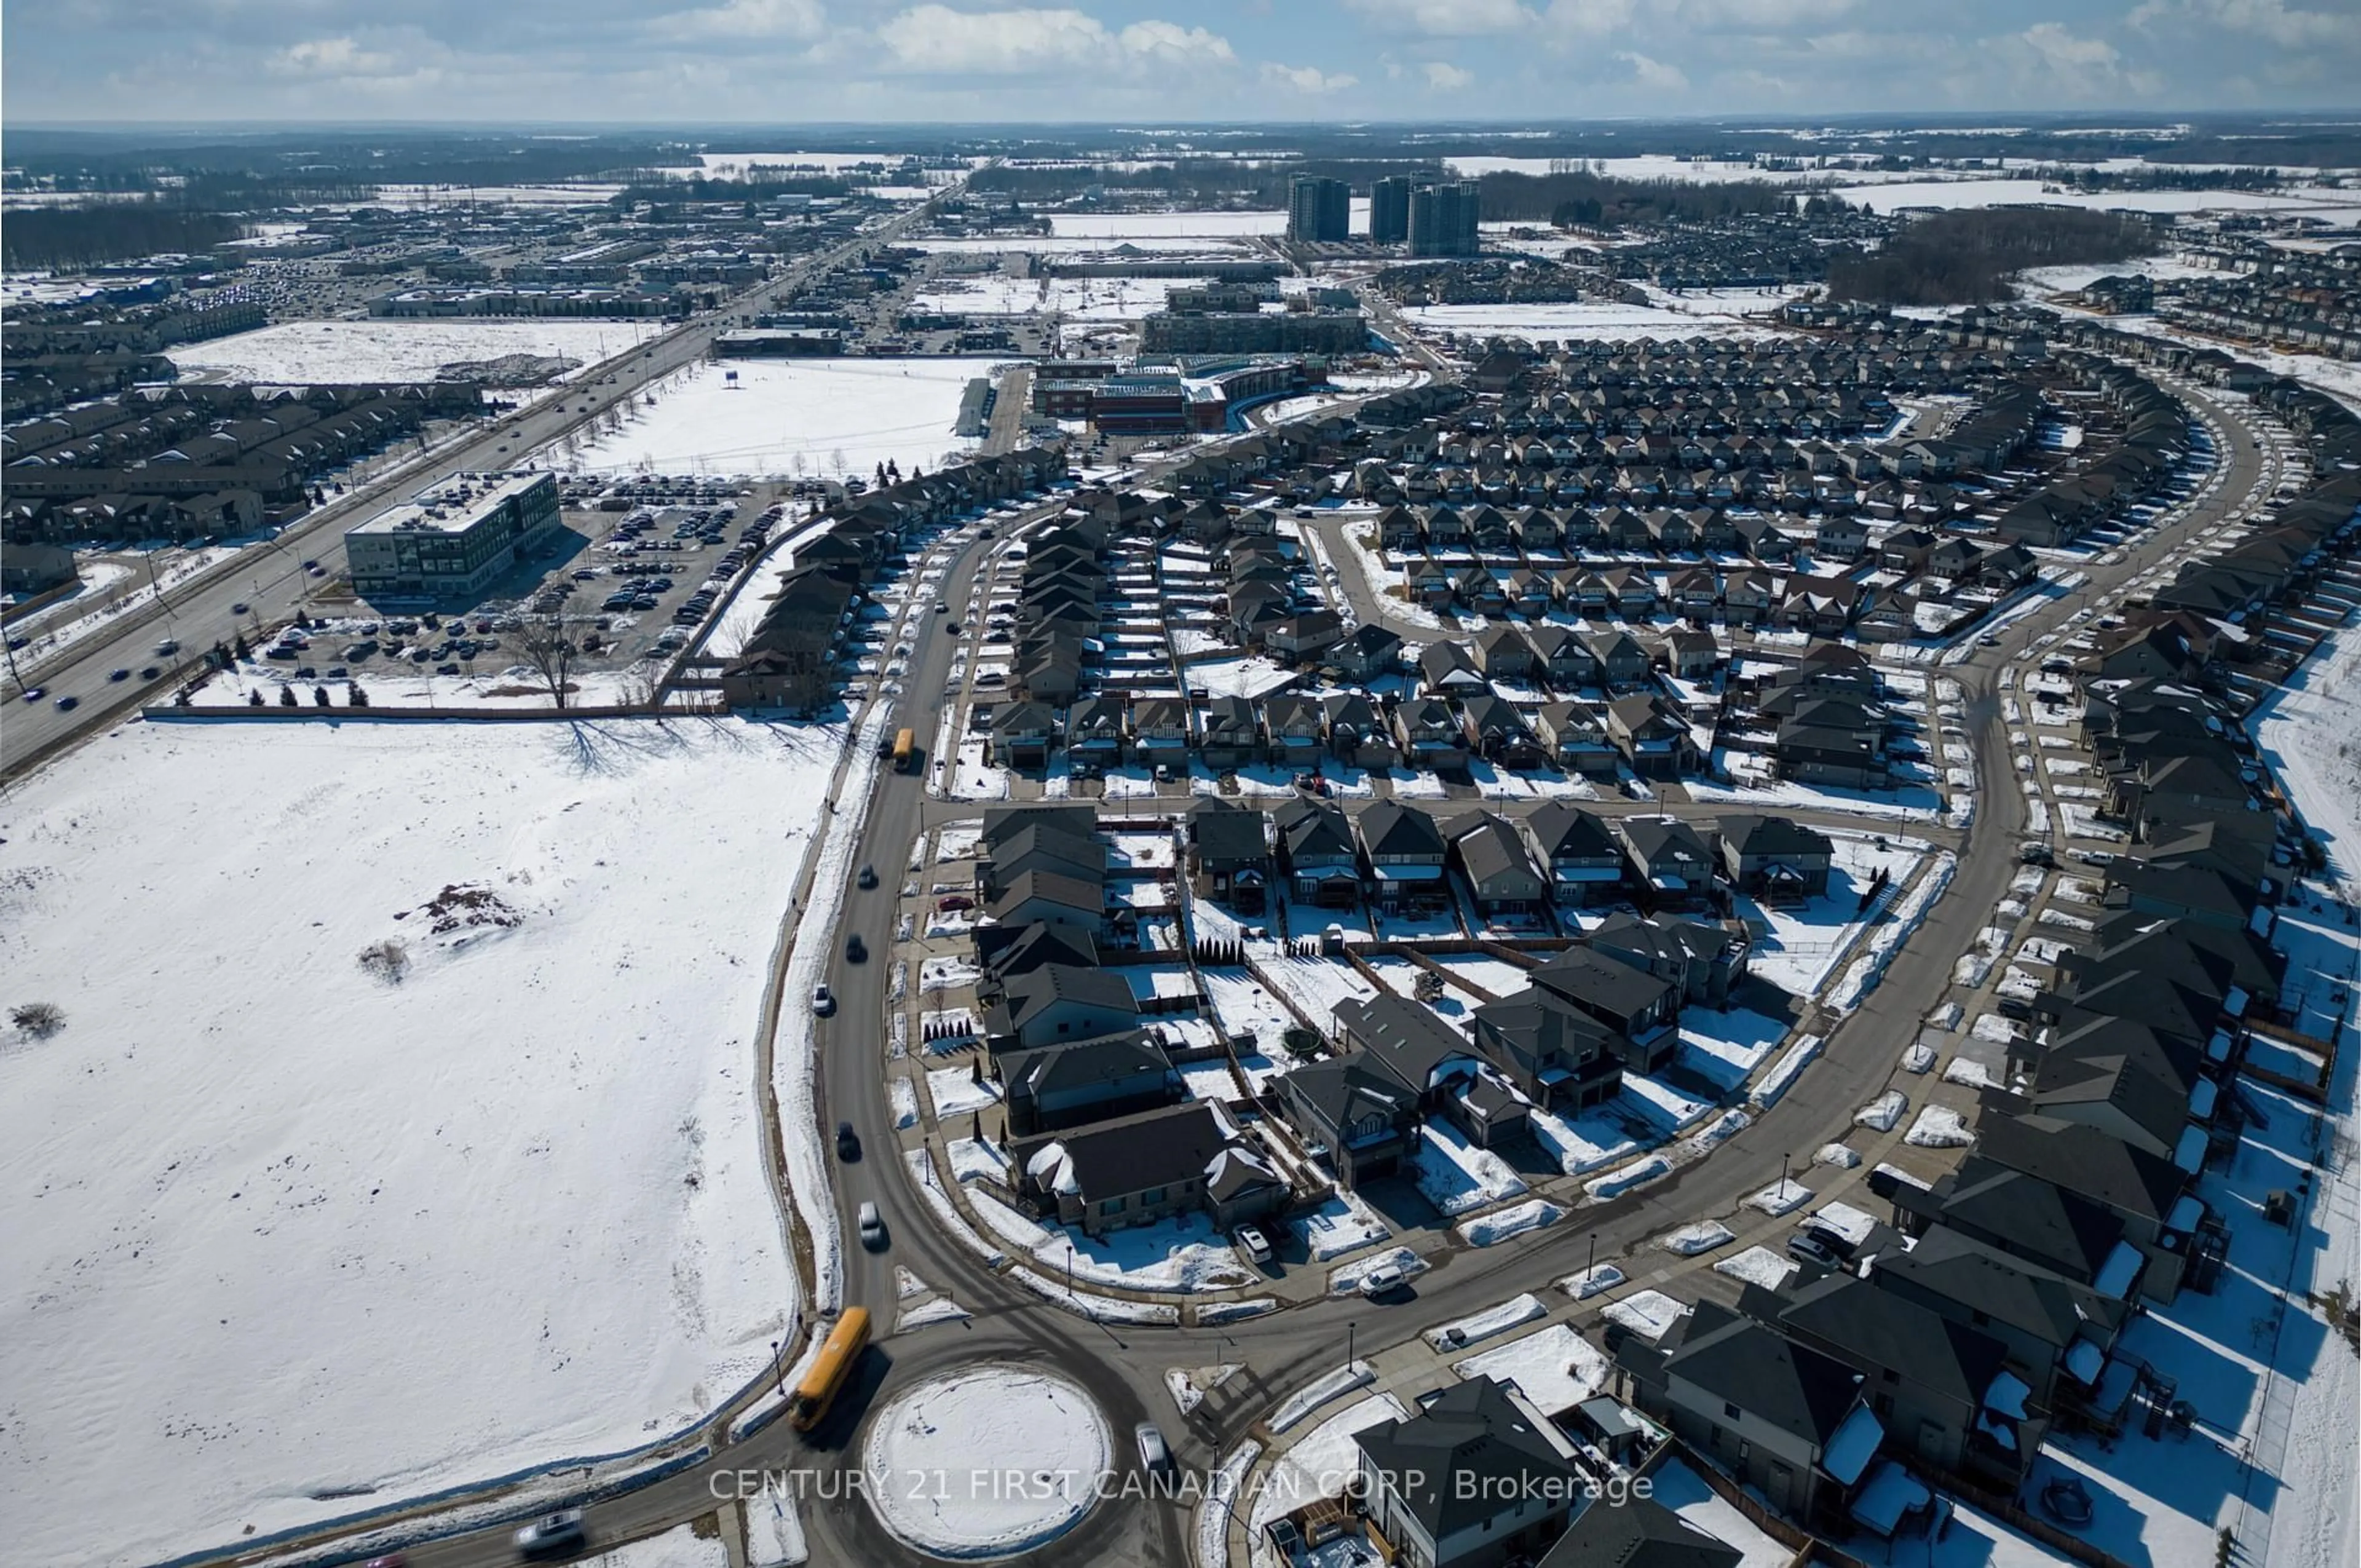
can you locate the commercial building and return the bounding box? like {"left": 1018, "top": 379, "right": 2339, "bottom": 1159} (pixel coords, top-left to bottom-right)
{"left": 344, "top": 472, "right": 562, "bottom": 603}
{"left": 1409, "top": 180, "right": 1484, "bottom": 258}
{"left": 1139, "top": 307, "right": 1367, "bottom": 356}
{"left": 1288, "top": 175, "right": 1351, "bottom": 244}
{"left": 1371, "top": 176, "right": 1413, "bottom": 245}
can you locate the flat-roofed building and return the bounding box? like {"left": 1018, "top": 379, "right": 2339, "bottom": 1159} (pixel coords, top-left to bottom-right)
{"left": 344, "top": 472, "right": 561, "bottom": 603}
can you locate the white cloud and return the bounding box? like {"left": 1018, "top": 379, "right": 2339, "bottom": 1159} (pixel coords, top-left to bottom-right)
{"left": 1423, "top": 60, "right": 1474, "bottom": 90}
{"left": 267, "top": 37, "right": 398, "bottom": 77}
{"left": 1262, "top": 61, "right": 1358, "bottom": 93}
{"left": 876, "top": 6, "right": 1231, "bottom": 75}
{"left": 1345, "top": 0, "right": 1536, "bottom": 34}
{"left": 1117, "top": 18, "right": 1237, "bottom": 68}
{"left": 2000, "top": 22, "right": 2163, "bottom": 98}
{"left": 1543, "top": 0, "right": 1637, "bottom": 37}
{"left": 1616, "top": 49, "right": 1689, "bottom": 90}
{"left": 662, "top": 0, "right": 826, "bottom": 39}
{"left": 2193, "top": 0, "right": 2352, "bottom": 47}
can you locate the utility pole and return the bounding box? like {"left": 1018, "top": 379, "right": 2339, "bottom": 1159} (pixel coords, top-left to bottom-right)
{"left": 1346, "top": 1320, "right": 1356, "bottom": 1374}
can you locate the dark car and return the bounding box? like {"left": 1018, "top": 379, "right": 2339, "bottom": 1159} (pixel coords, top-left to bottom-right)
{"left": 54, "top": 694, "right": 79, "bottom": 711}
{"left": 139, "top": 666, "right": 161, "bottom": 680}
{"left": 857, "top": 864, "right": 879, "bottom": 890}
{"left": 845, "top": 932, "right": 867, "bottom": 963}
{"left": 231, "top": 601, "right": 250, "bottom": 615}
{"left": 836, "top": 1122, "right": 861, "bottom": 1162}
{"left": 109, "top": 668, "right": 132, "bottom": 681}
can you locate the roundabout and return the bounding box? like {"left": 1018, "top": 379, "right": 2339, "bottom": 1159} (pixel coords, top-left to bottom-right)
{"left": 860, "top": 1362, "right": 1114, "bottom": 1560}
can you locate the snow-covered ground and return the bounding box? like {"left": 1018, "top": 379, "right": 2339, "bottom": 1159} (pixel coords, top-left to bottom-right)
{"left": 1412, "top": 1123, "right": 1529, "bottom": 1216}
{"left": 860, "top": 1365, "right": 1110, "bottom": 1559}
{"left": 1047, "top": 210, "right": 1285, "bottom": 239}
{"left": 1399, "top": 301, "right": 1793, "bottom": 342}
{"left": 565, "top": 357, "right": 999, "bottom": 480}
{"left": 910, "top": 274, "right": 1184, "bottom": 320}
{"left": 1739, "top": 838, "right": 1925, "bottom": 997}
{"left": 1650, "top": 1459, "right": 1792, "bottom": 1568}
{"left": 0, "top": 715, "right": 834, "bottom": 1566}
{"left": 1450, "top": 1324, "right": 1607, "bottom": 1416}
{"left": 166, "top": 317, "right": 655, "bottom": 387}
{"left": 583, "top": 1522, "right": 732, "bottom": 1567}
{"left": 1290, "top": 1194, "right": 1391, "bottom": 1261}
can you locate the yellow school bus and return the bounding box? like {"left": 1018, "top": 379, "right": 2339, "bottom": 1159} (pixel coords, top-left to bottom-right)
{"left": 790, "top": 1307, "right": 871, "bottom": 1432}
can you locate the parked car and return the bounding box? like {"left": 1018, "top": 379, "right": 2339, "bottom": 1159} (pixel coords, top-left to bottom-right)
{"left": 1358, "top": 1264, "right": 1406, "bottom": 1299}
{"left": 1786, "top": 1230, "right": 1842, "bottom": 1270}
{"left": 858, "top": 1202, "right": 887, "bottom": 1249}
{"left": 1233, "top": 1225, "right": 1273, "bottom": 1265}
{"left": 835, "top": 1122, "right": 861, "bottom": 1162}
{"left": 512, "top": 1509, "right": 586, "bottom": 1561}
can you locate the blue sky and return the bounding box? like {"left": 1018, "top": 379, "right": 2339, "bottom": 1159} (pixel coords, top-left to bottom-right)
{"left": 7, "top": 1, "right": 2359, "bottom": 122}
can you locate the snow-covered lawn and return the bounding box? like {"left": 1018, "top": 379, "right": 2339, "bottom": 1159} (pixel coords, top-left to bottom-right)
{"left": 1200, "top": 968, "right": 1296, "bottom": 1050}
{"left": 927, "top": 1063, "right": 1005, "bottom": 1118}
{"left": 963, "top": 1188, "right": 1254, "bottom": 1294}
{"left": 1290, "top": 1194, "right": 1391, "bottom": 1261}
{"left": 1412, "top": 1123, "right": 1529, "bottom": 1216}
{"left": 1905, "top": 1104, "right": 1973, "bottom": 1147}
{"left": 1249, "top": 1391, "right": 1408, "bottom": 1546}
{"left": 1423, "top": 1293, "right": 1546, "bottom": 1352}
{"left": 1650, "top": 1459, "right": 1792, "bottom": 1568}
{"left": 1254, "top": 956, "right": 1381, "bottom": 1029}
{"left": 1738, "top": 839, "right": 1926, "bottom": 997}
{"left": 1714, "top": 1246, "right": 1800, "bottom": 1293}
{"left": 1600, "top": 1289, "right": 1689, "bottom": 1343}
{"left": 1457, "top": 1198, "right": 1565, "bottom": 1246}
{"left": 1675, "top": 1008, "right": 1793, "bottom": 1093}
{"left": 583, "top": 1521, "right": 732, "bottom": 1567}
{"left": 567, "top": 357, "right": 999, "bottom": 480}
{"left": 0, "top": 716, "right": 833, "bottom": 1566}
{"left": 860, "top": 1365, "right": 1110, "bottom": 1559}
{"left": 1451, "top": 1324, "right": 1607, "bottom": 1416}
{"left": 167, "top": 317, "right": 654, "bottom": 387}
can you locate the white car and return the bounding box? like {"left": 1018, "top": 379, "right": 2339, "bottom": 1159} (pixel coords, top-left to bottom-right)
{"left": 812, "top": 984, "right": 836, "bottom": 1016}
{"left": 1358, "top": 1264, "right": 1406, "bottom": 1299}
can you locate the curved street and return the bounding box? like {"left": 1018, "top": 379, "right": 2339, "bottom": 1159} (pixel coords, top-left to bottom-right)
{"left": 215, "top": 350, "right": 2306, "bottom": 1568}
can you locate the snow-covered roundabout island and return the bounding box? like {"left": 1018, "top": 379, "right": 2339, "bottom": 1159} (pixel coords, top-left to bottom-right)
{"left": 861, "top": 1364, "right": 1112, "bottom": 1559}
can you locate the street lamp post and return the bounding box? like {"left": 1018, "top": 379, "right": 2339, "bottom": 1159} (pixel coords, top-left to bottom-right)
{"left": 770, "top": 1338, "right": 786, "bottom": 1399}
{"left": 1347, "top": 1320, "right": 1357, "bottom": 1374}
{"left": 1586, "top": 1230, "right": 1597, "bottom": 1288}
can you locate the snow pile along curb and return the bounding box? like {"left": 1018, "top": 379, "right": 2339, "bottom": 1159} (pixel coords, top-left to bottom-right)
{"left": 1829, "top": 852, "right": 1955, "bottom": 1012}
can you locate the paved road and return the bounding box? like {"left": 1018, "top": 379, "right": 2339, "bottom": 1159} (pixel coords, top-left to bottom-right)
{"left": 0, "top": 182, "right": 975, "bottom": 782}
{"left": 194, "top": 365, "right": 2285, "bottom": 1568}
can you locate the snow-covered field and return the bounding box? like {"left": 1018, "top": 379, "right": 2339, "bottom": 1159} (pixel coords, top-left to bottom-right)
{"left": 167, "top": 318, "right": 656, "bottom": 386}
{"left": 1046, "top": 210, "right": 1285, "bottom": 239}
{"left": 909, "top": 275, "right": 1183, "bottom": 320}
{"left": 0, "top": 716, "right": 835, "bottom": 1566}
{"left": 1399, "top": 301, "right": 1792, "bottom": 342}
{"left": 1739, "top": 838, "right": 1924, "bottom": 998}
{"left": 564, "top": 357, "right": 999, "bottom": 480}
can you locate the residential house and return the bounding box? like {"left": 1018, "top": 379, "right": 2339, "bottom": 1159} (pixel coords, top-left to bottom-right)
{"left": 1520, "top": 802, "right": 1629, "bottom": 906}
{"left": 1355, "top": 1377, "right": 1584, "bottom": 1568}
{"left": 1606, "top": 693, "right": 1699, "bottom": 782}
{"left": 1528, "top": 944, "right": 1681, "bottom": 1074}
{"left": 1616, "top": 817, "right": 1721, "bottom": 911}
{"left": 986, "top": 963, "right": 1143, "bottom": 1050}
{"left": 997, "top": 1031, "right": 1183, "bottom": 1138}
{"left": 1277, "top": 796, "right": 1363, "bottom": 907}
{"left": 1356, "top": 800, "right": 1451, "bottom": 911}
{"left": 1449, "top": 812, "right": 1548, "bottom": 917}
{"left": 1186, "top": 798, "right": 1270, "bottom": 913}
{"left": 1012, "top": 1101, "right": 1283, "bottom": 1238}
{"left": 1717, "top": 814, "right": 1836, "bottom": 900}
{"left": 1535, "top": 701, "right": 1619, "bottom": 777}
{"left": 1279, "top": 1055, "right": 1418, "bottom": 1190}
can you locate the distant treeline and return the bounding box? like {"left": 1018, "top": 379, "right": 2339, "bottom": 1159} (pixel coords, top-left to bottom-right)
{"left": 2, "top": 201, "right": 250, "bottom": 270}
{"left": 968, "top": 158, "right": 1447, "bottom": 207}
{"left": 1827, "top": 207, "right": 2159, "bottom": 306}
{"left": 1474, "top": 170, "right": 1800, "bottom": 229}
{"left": 2016, "top": 162, "right": 2285, "bottom": 192}
{"left": 609, "top": 173, "right": 858, "bottom": 206}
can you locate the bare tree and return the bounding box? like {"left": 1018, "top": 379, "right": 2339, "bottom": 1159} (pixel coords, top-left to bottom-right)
{"left": 515, "top": 612, "right": 579, "bottom": 711}
{"left": 357, "top": 940, "right": 410, "bottom": 985}
{"left": 10, "top": 1002, "right": 65, "bottom": 1038}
